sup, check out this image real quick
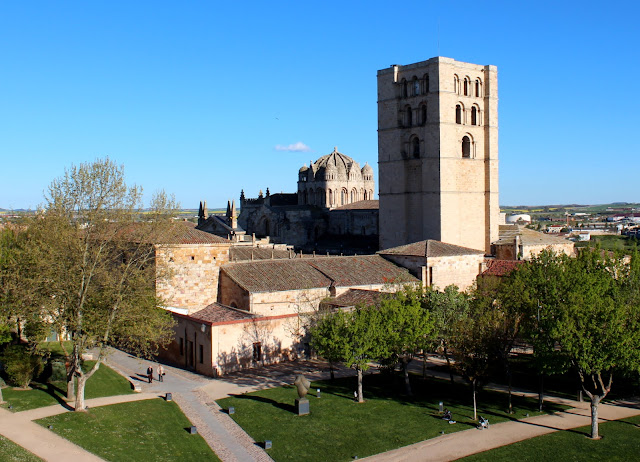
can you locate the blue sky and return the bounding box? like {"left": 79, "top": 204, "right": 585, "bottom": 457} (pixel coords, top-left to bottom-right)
{"left": 1, "top": 1, "right": 638, "bottom": 210}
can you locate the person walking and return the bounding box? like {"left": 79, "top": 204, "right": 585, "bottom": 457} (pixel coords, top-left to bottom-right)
{"left": 158, "top": 364, "right": 164, "bottom": 382}
{"left": 147, "top": 365, "right": 153, "bottom": 383}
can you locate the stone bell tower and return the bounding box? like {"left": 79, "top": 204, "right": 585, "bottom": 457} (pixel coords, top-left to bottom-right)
{"left": 377, "top": 56, "right": 499, "bottom": 253}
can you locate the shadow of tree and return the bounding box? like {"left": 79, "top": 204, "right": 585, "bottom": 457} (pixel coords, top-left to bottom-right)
{"left": 232, "top": 393, "right": 296, "bottom": 414}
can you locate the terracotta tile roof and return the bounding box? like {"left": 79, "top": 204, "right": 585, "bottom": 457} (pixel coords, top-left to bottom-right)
{"left": 494, "top": 225, "right": 572, "bottom": 246}
{"left": 221, "top": 255, "right": 416, "bottom": 293}
{"left": 157, "top": 222, "right": 231, "bottom": 245}
{"left": 187, "top": 303, "right": 255, "bottom": 324}
{"left": 481, "top": 259, "right": 524, "bottom": 277}
{"left": 378, "top": 240, "right": 484, "bottom": 257}
{"left": 333, "top": 200, "right": 379, "bottom": 210}
{"left": 323, "top": 289, "right": 388, "bottom": 308}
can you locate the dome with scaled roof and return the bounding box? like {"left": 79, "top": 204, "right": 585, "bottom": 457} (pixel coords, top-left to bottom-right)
{"left": 297, "top": 147, "right": 375, "bottom": 208}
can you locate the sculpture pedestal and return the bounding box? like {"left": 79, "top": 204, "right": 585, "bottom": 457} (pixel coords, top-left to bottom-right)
{"left": 296, "top": 398, "right": 309, "bottom": 416}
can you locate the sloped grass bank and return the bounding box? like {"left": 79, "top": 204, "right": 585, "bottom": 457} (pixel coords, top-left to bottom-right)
{"left": 37, "top": 399, "right": 219, "bottom": 461}
{"left": 217, "top": 373, "right": 566, "bottom": 462}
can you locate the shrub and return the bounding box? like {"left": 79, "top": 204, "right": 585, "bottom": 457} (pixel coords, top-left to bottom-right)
{"left": 0, "top": 345, "right": 44, "bottom": 389}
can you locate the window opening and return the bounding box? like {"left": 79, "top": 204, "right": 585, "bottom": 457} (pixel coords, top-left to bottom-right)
{"left": 412, "top": 137, "right": 420, "bottom": 158}
{"left": 471, "top": 107, "right": 477, "bottom": 125}
{"left": 253, "top": 342, "right": 262, "bottom": 362}
{"left": 456, "top": 105, "right": 462, "bottom": 124}
{"left": 462, "top": 136, "right": 471, "bottom": 158}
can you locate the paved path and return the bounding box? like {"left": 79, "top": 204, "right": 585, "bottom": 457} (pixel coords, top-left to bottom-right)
{"left": 362, "top": 400, "right": 640, "bottom": 461}
{"left": 102, "top": 348, "right": 272, "bottom": 462}
{"left": 3, "top": 351, "right": 640, "bottom": 462}
{"left": 0, "top": 406, "right": 105, "bottom": 462}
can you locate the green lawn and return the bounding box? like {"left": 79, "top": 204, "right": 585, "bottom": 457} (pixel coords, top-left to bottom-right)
{"left": 36, "top": 399, "right": 219, "bottom": 461}
{"left": 217, "top": 374, "right": 566, "bottom": 462}
{"left": 0, "top": 435, "right": 43, "bottom": 462}
{"left": 1, "top": 361, "right": 133, "bottom": 412}
{"left": 462, "top": 414, "right": 640, "bottom": 461}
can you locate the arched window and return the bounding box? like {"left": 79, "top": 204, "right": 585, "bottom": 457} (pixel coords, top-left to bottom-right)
{"left": 423, "top": 74, "right": 429, "bottom": 93}
{"left": 456, "top": 105, "right": 462, "bottom": 124}
{"left": 413, "top": 76, "right": 419, "bottom": 96}
{"left": 464, "top": 78, "right": 469, "bottom": 96}
{"left": 462, "top": 136, "right": 471, "bottom": 158}
{"left": 406, "top": 106, "right": 412, "bottom": 127}
{"left": 341, "top": 189, "right": 347, "bottom": 206}
{"left": 475, "top": 79, "right": 482, "bottom": 97}
{"left": 328, "top": 189, "right": 333, "bottom": 205}
{"left": 402, "top": 79, "right": 408, "bottom": 98}
{"left": 454, "top": 75, "right": 459, "bottom": 94}
{"left": 351, "top": 189, "right": 357, "bottom": 203}
{"left": 420, "top": 104, "right": 427, "bottom": 125}
{"left": 471, "top": 106, "right": 477, "bottom": 125}
{"left": 412, "top": 137, "right": 420, "bottom": 158}
{"left": 364, "top": 190, "right": 368, "bottom": 200}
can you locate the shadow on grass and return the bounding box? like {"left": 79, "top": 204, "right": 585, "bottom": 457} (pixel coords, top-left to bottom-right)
{"left": 232, "top": 393, "right": 296, "bottom": 414}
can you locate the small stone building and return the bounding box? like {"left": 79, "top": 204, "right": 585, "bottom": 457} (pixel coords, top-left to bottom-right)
{"left": 154, "top": 222, "right": 232, "bottom": 312}
{"left": 492, "top": 225, "right": 575, "bottom": 261}
{"left": 378, "top": 240, "right": 486, "bottom": 291}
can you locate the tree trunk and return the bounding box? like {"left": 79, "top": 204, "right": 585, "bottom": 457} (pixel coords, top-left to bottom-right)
{"left": 74, "top": 374, "right": 87, "bottom": 411}
{"left": 402, "top": 359, "right": 413, "bottom": 396}
{"left": 444, "top": 346, "right": 454, "bottom": 383}
{"left": 590, "top": 396, "right": 601, "bottom": 439}
{"left": 538, "top": 374, "right": 544, "bottom": 412}
{"left": 66, "top": 367, "right": 76, "bottom": 402}
{"left": 472, "top": 379, "right": 477, "bottom": 421}
{"left": 74, "top": 359, "right": 102, "bottom": 411}
{"left": 507, "top": 370, "right": 513, "bottom": 414}
{"left": 357, "top": 368, "right": 364, "bottom": 403}
{"left": 422, "top": 351, "right": 426, "bottom": 379}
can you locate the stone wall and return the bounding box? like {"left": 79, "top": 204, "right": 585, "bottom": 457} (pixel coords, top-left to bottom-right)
{"left": 159, "top": 313, "right": 302, "bottom": 377}
{"left": 155, "top": 243, "right": 230, "bottom": 314}
{"left": 218, "top": 271, "right": 251, "bottom": 311}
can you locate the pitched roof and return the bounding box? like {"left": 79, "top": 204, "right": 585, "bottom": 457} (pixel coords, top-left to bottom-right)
{"left": 323, "top": 289, "right": 388, "bottom": 308}
{"left": 378, "top": 240, "right": 484, "bottom": 258}
{"left": 187, "top": 302, "right": 255, "bottom": 324}
{"left": 333, "top": 200, "right": 379, "bottom": 211}
{"left": 157, "top": 222, "right": 231, "bottom": 245}
{"left": 229, "top": 246, "right": 293, "bottom": 262}
{"left": 221, "top": 255, "right": 416, "bottom": 293}
{"left": 494, "top": 225, "right": 572, "bottom": 246}
{"left": 481, "top": 259, "right": 524, "bottom": 277}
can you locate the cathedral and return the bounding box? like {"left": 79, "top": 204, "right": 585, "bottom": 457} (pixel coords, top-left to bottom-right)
{"left": 297, "top": 147, "right": 375, "bottom": 208}
{"left": 235, "top": 147, "right": 379, "bottom": 251}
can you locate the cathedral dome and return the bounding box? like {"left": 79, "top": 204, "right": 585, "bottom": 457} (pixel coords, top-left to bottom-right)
{"left": 361, "top": 162, "right": 373, "bottom": 175}
{"left": 299, "top": 164, "right": 308, "bottom": 173}
{"left": 312, "top": 147, "right": 358, "bottom": 177}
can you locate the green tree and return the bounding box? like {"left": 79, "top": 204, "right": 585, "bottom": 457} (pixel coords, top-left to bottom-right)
{"left": 24, "top": 159, "right": 177, "bottom": 411}
{"left": 425, "top": 285, "right": 470, "bottom": 382}
{"left": 508, "top": 249, "right": 640, "bottom": 439}
{"left": 310, "top": 310, "right": 347, "bottom": 381}
{"left": 377, "top": 286, "right": 435, "bottom": 396}
{"left": 448, "top": 307, "right": 496, "bottom": 421}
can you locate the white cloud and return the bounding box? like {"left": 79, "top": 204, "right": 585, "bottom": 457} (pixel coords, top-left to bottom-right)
{"left": 274, "top": 142, "right": 311, "bottom": 152}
